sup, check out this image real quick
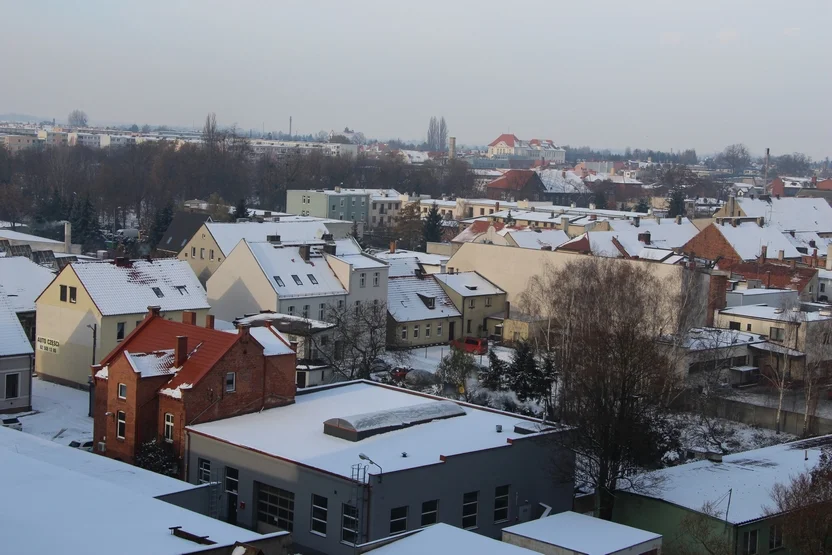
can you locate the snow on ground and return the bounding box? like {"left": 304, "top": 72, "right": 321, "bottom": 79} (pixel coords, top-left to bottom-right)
{"left": 389, "top": 343, "right": 514, "bottom": 374}
{"left": 669, "top": 411, "right": 794, "bottom": 462}
{"left": 18, "top": 378, "right": 93, "bottom": 446}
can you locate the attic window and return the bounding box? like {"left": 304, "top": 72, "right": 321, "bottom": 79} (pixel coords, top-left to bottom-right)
{"left": 274, "top": 276, "right": 285, "bottom": 287}
{"left": 175, "top": 285, "right": 188, "bottom": 295}
{"left": 307, "top": 274, "right": 319, "bottom": 285}
{"left": 292, "top": 275, "right": 303, "bottom": 286}
{"left": 152, "top": 287, "right": 164, "bottom": 298}
{"left": 417, "top": 293, "right": 436, "bottom": 309}
{"left": 465, "top": 285, "right": 478, "bottom": 291}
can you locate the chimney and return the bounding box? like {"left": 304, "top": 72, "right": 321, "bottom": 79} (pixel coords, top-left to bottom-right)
{"left": 266, "top": 235, "right": 281, "bottom": 244}
{"left": 205, "top": 314, "right": 215, "bottom": 329}
{"left": 791, "top": 259, "right": 797, "bottom": 270}
{"left": 827, "top": 244, "right": 832, "bottom": 271}
{"left": 299, "top": 244, "right": 311, "bottom": 261}
{"left": 757, "top": 217, "right": 764, "bottom": 227}
{"left": 760, "top": 245, "right": 767, "bottom": 261}
{"left": 675, "top": 215, "right": 682, "bottom": 225}
{"left": 813, "top": 248, "right": 819, "bottom": 267}
{"left": 504, "top": 301, "right": 511, "bottom": 319}
{"left": 495, "top": 201, "right": 500, "bottom": 212}
{"left": 323, "top": 243, "right": 336, "bottom": 255}
{"left": 590, "top": 214, "right": 597, "bottom": 221}
{"left": 237, "top": 323, "right": 251, "bottom": 341}
{"left": 389, "top": 241, "right": 396, "bottom": 254}
{"left": 146, "top": 305, "right": 161, "bottom": 319}
{"left": 449, "top": 136, "right": 456, "bottom": 159}
{"left": 182, "top": 311, "right": 196, "bottom": 325}
{"left": 289, "top": 341, "right": 298, "bottom": 352}
{"left": 63, "top": 221, "right": 72, "bottom": 254}
{"left": 777, "top": 250, "right": 784, "bottom": 261}
{"left": 810, "top": 239, "right": 817, "bottom": 249}
{"left": 706, "top": 273, "right": 729, "bottom": 327}
{"left": 633, "top": 216, "right": 640, "bottom": 228}
{"left": 766, "top": 271, "right": 772, "bottom": 288}
{"left": 561, "top": 216, "right": 569, "bottom": 231}
{"left": 731, "top": 219, "right": 737, "bottom": 227}
{"left": 638, "top": 231, "right": 651, "bottom": 245}
{"left": 175, "top": 336, "right": 188, "bottom": 367}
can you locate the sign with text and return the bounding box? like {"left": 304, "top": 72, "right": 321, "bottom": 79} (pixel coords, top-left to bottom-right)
{"left": 36, "top": 336, "right": 60, "bottom": 354}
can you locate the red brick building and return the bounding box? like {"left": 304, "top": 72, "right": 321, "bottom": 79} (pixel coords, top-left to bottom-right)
{"left": 92, "top": 307, "right": 296, "bottom": 470}
{"left": 486, "top": 169, "right": 545, "bottom": 201}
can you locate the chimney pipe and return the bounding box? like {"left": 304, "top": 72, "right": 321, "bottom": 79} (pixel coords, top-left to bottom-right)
{"left": 146, "top": 305, "right": 161, "bottom": 319}
{"left": 561, "top": 216, "right": 569, "bottom": 231}
{"left": 777, "top": 250, "right": 784, "bottom": 261}
{"left": 760, "top": 245, "right": 767, "bottom": 261}
{"left": 633, "top": 216, "right": 640, "bottom": 228}
{"left": 205, "top": 314, "right": 215, "bottom": 329}
{"left": 182, "top": 311, "right": 196, "bottom": 325}
{"left": 504, "top": 300, "right": 511, "bottom": 320}
{"left": 389, "top": 241, "right": 396, "bottom": 254}
{"left": 175, "top": 336, "right": 188, "bottom": 367}
{"left": 675, "top": 215, "right": 682, "bottom": 225}
{"left": 826, "top": 244, "right": 832, "bottom": 271}
{"left": 299, "top": 244, "right": 311, "bottom": 261}
{"left": 64, "top": 221, "right": 72, "bottom": 254}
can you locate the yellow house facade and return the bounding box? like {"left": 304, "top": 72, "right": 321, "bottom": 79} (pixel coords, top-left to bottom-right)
{"left": 35, "top": 260, "right": 210, "bottom": 388}
{"left": 434, "top": 272, "right": 507, "bottom": 339}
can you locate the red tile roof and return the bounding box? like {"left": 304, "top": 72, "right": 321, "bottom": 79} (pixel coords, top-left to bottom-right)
{"left": 486, "top": 169, "right": 541, "bottom": 191}
{"left": 100, "top": 314, "right": 240, "bottom": 392}
{"left": 716, "top": 259, "right": 818, "bottom": 292}
{"left": 488, "top": 133, "right": 520, "bottom": 147}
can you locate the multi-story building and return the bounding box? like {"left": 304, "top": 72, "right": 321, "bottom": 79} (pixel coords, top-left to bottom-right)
{"left": 387, "top": 273, "right": 462, "bottom": 347}
{"left": 0, "top": 295, "right": 33, "bottom": 413}
{"left": 286, "top": 188, "right": 370, "bottom": 225}
{"left": 69, "top": 132, "right": 111, "bottom": 149}
{"left": 487, "top": 134, "right": 565, "bottom": 164}
{"left": 37, "top": 129, "right": 68, "bottom": 148}
{"left": 248, "top": 140, "right": 358, "bottom": 159}
{"left": 92, "top": 308, "right": 296, "bottom": 468}
{"left": 434, "top": 272, "right": 507, "bottom": 339}
{"left": 35, "top": 258, "right": 210, "bottom": 388}
{"left": 185, "top": 380, "right": 575, "bottom": 554}
{"left": 0, "top": 134, "right": 38, "bottom": 153}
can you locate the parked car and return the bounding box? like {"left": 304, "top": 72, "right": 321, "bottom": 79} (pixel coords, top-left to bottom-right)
{"left": 451, "top": 336, "right": 488, "bottom": 355}
{"left": 1, "top": 417, "right": 22, "bottom": 431}
{"left": 69, "top": 440, "right": 94, "bottom": 452}
{"left": 390, "top": 367, "right": 410, "bottom": 381}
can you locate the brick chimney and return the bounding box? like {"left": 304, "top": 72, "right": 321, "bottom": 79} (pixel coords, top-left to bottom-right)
{"left": 205, "top": 314, "right": 215, "bottom": 329}
{"left": 146, "top": 305, "right": 161, "bottom": 319}
{"left": 182, "top": 311, "right": 196, "bottom": 325}
{"left": 707, "top": 273, "right": 729, "bottom": 327}
{"left": 495, "top": 201, "right": 500, "bottom": 212}
{"left": 777, "top": 250, "right": 784, "bottom": 261}
{"left": 504, "top": 301, "right": 511, "bottom": 319}
{"left": 759, "top": 245, "right": 767, "bottom": 262}
{"left": 633, "top": 216, "right": 640, "bottom": 228}
{"left": 675, "top": 215, "right": 682, "bottom": 225}
{"left": 175, "top": 336, "right": 188, "bottom": 367}
{"left": 237, "top": 323, "right": 251, "bottom": 342}
{"left": 638, "top": 231, "right": 651, "bottom": 245}
{"left": 64, "top": 221, "right": 72, "bottom": 254}
{"left": 298, "top": 244, "right": 311, "bottom": 261}
{"left": 389, "top": 241, "right": 396, "bottom": 254}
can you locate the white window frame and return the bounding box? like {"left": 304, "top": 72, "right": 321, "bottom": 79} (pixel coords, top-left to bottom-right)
{"left": 197, "top": 458, "right": 211, "bottom": 484}
{"left": 425, "top": 323, "right": 431, "bottom": 338}
{"left": 225, "top": 372, "right": 236, "bottom": 393}
{"left": 116, "top": 411, "right": 126, "bottom": 439}
{"left": 437, "top": 322, "right": 443, "bottom": 337}
{"left": 389, "top": 506, "right": 408, "bottom": 535}
{"left": 311, "top": 494, "right": 328, "bottom": 537}
{"left": 117, "top": 383, "right": 127, "bottom": 399}
{"left": 494, "top": 485, "right": 510, "bottom": 523}
{"left": 468, "top": 298, "right": 475, "bottom": 309}
{"left": 342, "top": 503, "right": 359, "bottom": 545}
{"left": 401, "top": 327, "right": 407, "bottom": 340}
{"left": 360, "top": 273, "right": 366, "bottom": 288}
{"left": 373, "top": 272, "right": 379, "bottom": 287}
{"left": 413, "top": 324, "right": 419, "bottom": 338}
{"left": 742, "top": 529, "right": 758, "bottom": 555}
{"left": 164, "top": 412, "right": 174, "bottom": 443}
{"left": 485, "top": 297, "right": 492, "bottom": 307}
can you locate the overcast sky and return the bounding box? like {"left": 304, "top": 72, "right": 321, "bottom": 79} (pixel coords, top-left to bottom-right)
{"left": 1, "top": 0, "right": 830, "bottom": 158}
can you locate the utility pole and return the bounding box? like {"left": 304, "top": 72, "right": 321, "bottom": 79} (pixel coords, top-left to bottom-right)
{"left": 764, "top": 147, "right": 770, "bottom": 192}
{"left": 289, "top": 116, "right": 292, "bottom": 139}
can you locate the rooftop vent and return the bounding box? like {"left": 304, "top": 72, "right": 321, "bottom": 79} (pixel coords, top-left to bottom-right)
{"left": 465, "top": 285, "right": 478, "bottom": 291}
{"left": 323, "top": 401, "right": 465, "bottom": 442}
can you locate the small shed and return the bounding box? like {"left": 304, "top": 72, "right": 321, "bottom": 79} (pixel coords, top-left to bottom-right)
{"left": 502, "top": 511, "right": 661, "bottom": 555}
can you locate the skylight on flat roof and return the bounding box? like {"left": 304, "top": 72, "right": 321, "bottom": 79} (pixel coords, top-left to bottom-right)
{"left": 323, "top": 401, "right": 466, "bottom": 441}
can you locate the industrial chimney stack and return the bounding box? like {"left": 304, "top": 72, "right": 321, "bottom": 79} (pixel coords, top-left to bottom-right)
{"left": 449, "top": 137, "right": 457, "bottom": 159}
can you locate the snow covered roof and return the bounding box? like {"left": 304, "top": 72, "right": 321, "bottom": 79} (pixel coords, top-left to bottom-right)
{"left": 387, "top": 257, "right": 423, "bottom": 278}
{"left": 419, "top": 198, "right": 458, "bottom": 208}
{"left": 584, "top": 174, "right": 643, "bottom": 185}
{"left": 713, "top": 222, "right": 802, "bottom": 261}
{"left": 249, "top": 326, "right": 295, "bottom": 356}
{"left": 737, "top": 197, "right": 832, "bottom": 233}
{"left": 370, "top": 523, "right": 534, "bottom": 555}
{"left": 536, "top": 169, "right": 589, "bottom": 194}
{"left": 125, "top": 350, "right": 176, "bottom": 377}
{"left": 387, "top": 276, "right": 461, "bottom": 322}
{"left": 205, "top": 220, "right": 331, "bottom": 255}
{"left": 373, "top": 249, "right": 449, "bottom": 267}
{"left": 324, "top": 401, "right": 465, "bottom": 440}
{"left": 720, "top": 303, "right": 832, "bottom": 322}
{"left": 608, "top": 217, "right": 699, "bottom": 248}
{"left": 434, "top": 272, "right": 504, "bottom": 297}
{"left": 234, "top": 312, "right": 334, "bottom": 333}
{"left": 784, "top": 231, "right": 832, "bottom": 253}
{"left": 505, "top": 228, "right": 570, "bottom": 250}
{"left": 0, "top": 439, "right": 273, "bottom": 553}
{"left": 659, "top": 327, "right": 765, "bottom": 351}
{"left": 0, "top": 228, "right": 63, "bottom": 244}
{"left": 631, "top": 435, "right": 832, "bottom": 524}
{"left": 333, "top": 252, "right": 387, "bottom": 270}
{"left": 0, "top": 425, "right": 193, "bottom": 498}
{"left": 188, "top": 381, "right": 559, "bottom": 479}
{"left": 68, "top": 259, "right": 209, "bottom": 316}
{"left": 503, "top": 512, "right": 661, "bottom": 554}
{"left": 399, "top": 150, "right": 431, "bottom": 164}
{"left": 0, "top": 294, "right": 33, "bottom": 357}
{"left": 245, "top": 241, "right": 347, "bottom": 299}
{"left": 0, "top": 256, "right": 55, "bottom": 312}
{"left": 452, "top": 220, "right": 506, "bottom": 243}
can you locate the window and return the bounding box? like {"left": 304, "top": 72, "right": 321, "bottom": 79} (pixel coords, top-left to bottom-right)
{"left": 821, "top": 283, "right": 827, "bottom": 293}
{"left": 437, "top": 322, "right": 443, "bottom": 337}
{"left": 191, "top": 246, "right": 196, "bottom": 257}
{"left": 164, "top": 413, "right": 174, "bottom": 442}
{"left": 200, "top": 248, "right": 205, "bottom": 259}
{"left": 729, "top": 321, "right": 740, "bottom": 330}
{"left": 5, "top": 373, "right": 20, "bottom": 399}
{"left": 311, "top": 494, "right": 328, "bottom": 536}
{"left": 209, "top": 249, "right": 215, "bottom": 260}
{"left": 769, "top": 523, "right": 783, "bottom": 550}
{"left": 425, "top": 323, "right": 431, "bottom": 337}
{"left": 485, "top": 297, "right": 492, "bottom": 307}
{"left": 770, "top": 327, "right": 785, "bottom": 341}
{"left": 373, "top": 272, "right": 379, "bottom": 287}
{"left": 274, "top": 276, "right": 285, "bottom": 287}
{"left": 292, "top": 274, "right": 303, "bottom": 286}
{"left": 319, "top": 303, "right": 325, "bottom": 320}
{"left": 175, "top": 285, "right": 188, "bottom": 295}
{"left": 117, "top": 322, "right": 125, "bottom": 341}
{"left": 117, "top": 383, "right": 127, "bottom": 399}
{"left": 360, "top": 273, "right": 366, "bottom": 288}
{"left": 468, "top": 298, "right": 475, "bottom": 309}
{"left": 462, "top": 491, "right": 478, "bottom": 529}
{"left": 742, "top": 529, "right": 758, "bottom": 555}
{"left": 197, "top": 458, "right": 211, "bottom": 484}
{"left": 288, "top": 305, "right": 295, "bottom": 316}
{"left": 342, "top": 503, "right": 359, "bottom": 545}
{"left": 340, "top": 199, "right": 345, "bottom": 207}
{"left": 480, "top": 208, "right": 485, "bottom": 215}
{"left": 307, "top": 274, "right": 319, "bottom": 285}
{"left": 746, "top": 323, "right": 752, "bottom": 331}
{"left": 494, "top": 485, "right": 509, "bottom": 522}
{"left": 372, "top": 202, "right": 377, "bottom": 210}
{"left": 303, "top": 305, "right": 310, "bottom": 318}
{"left": 116, "top": 411, "right": 126, "bottom": 439}
{"left": 257, "top": 483, "right": 295, "bottom": 532}
{"left": 69, "top": 286, "right": 77, "bottom": 303}
{"left": 59, "top": 284, "right": 67, "bottom": 302}
{"left": 467, "top": 319, "right": 472, "bottom": 333}
{"left": 225, "top": 372, "right": 236, "bottom": 392}
{"left": 421, "top": 500, "right": 438, "bottom": 527}
{"left": 401, "top": 327, "right": 408, "bottom": 340}
{"left": 390, "top": 506, "right": 408, "bottom": 535}
{"left": 152, "top": 286, "right": 164, "bottom": 298}
{"left": 413, "top": 325, "right": 419, "bottom": 338}
{"left": 338, "top": 299, "right": 344, "bottom": 309}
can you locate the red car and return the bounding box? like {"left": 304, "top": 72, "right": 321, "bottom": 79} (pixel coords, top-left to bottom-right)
{"left": 451, "top": 337, "right": 488, "bottom": 355}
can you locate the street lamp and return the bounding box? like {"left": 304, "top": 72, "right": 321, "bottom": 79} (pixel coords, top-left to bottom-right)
{"left": 358, "top": 453, "right": 383, "bottom": 482}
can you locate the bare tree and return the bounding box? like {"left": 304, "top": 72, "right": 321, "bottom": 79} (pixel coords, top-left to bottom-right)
{"left": 436, "top": 347, "right": 478, "bottom": 402}
{"left": 800, "top": 319, "right": 832, "bottom": 436}
{"left": 308, "top": 300, "right": 398, "bottom": 380}
{"left": 719, "top": 143, "right": 750, "bottom": 175}
{"left": 426, "top": 117, "right": 439, "bottom": 151}
{"left": 761, "top": 303, "right": 803, "bottom": 434}
{"left": 675, "top": 502, "right": 734, "bottom": 555}
{"left": 519, "top": 258, "right": 682, "bottom": 520}
{"left": 67, "top": 109, "right": 88, "bottom": 127}
{"left": 438, "top": 117, "right": 448, "bottom": 153}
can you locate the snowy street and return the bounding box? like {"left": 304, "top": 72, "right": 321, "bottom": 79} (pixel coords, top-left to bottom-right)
{"left": 16, "top": 378, "right": 94, "bottom": 446}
